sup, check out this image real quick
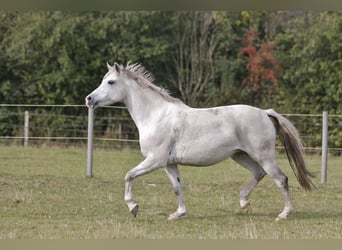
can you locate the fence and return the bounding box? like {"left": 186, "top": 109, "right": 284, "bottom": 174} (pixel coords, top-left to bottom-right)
{"left": 0, "top": 104, "right": 139, "bottom": 149}
{"left": 1, "top": 104, "right": 342, "bottom": 183}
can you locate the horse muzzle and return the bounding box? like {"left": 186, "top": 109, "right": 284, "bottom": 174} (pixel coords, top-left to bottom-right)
{"left": 85, "top": 95, "right": 97, "bottom": 109}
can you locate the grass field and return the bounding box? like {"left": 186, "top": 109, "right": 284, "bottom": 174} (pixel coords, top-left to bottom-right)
{"left": 0, "top": 145, "right": 341, "bottom": 239}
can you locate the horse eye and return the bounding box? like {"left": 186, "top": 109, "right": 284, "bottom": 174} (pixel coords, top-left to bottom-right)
{"left": 108, "top": 80, "right": 116, "bottom": 85}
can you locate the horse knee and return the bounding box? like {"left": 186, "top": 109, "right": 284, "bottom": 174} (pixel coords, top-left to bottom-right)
{"left": 125, "top": 171, "right": 134, "bottom": 183}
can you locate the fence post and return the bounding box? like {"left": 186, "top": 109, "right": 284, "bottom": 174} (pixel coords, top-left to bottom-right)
{"left": 321, "top": 111, "right": 328, "bottom": 184}
{"left": 24, "top": 111, "right": 29, "bottom": 147}
{"left": 118, "top": 122, "right": 122, "bottom": 140}
{"left": 87, "top": 107, "right": 94, "bottom": 177}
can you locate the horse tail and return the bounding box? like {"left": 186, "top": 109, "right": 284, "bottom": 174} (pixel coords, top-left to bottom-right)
{"left": 265, "top": 109, "right": 315, "bottom": 191}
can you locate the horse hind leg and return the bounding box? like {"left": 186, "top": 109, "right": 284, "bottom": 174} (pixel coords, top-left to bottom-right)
{"left": 232, "top": 152, "right": 266, "bottom": 214}
{"left": 261, "top": 159, "right": 293, "bottom": 221}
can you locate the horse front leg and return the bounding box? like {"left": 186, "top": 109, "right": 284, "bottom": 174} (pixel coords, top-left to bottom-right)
{"left": 164, "top": 164, "right": 186, "bottom": 220}
{"left": 124, "top": 157, "right": 161, "bottom": 217}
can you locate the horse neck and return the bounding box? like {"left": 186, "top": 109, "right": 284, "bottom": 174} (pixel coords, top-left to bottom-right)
{"left": 123, "top": 82, "right": 172, "bottom": 129}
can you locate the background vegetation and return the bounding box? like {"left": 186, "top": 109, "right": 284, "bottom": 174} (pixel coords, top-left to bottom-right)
{"left": 0, "top": 11, "right": 342, "bottom": 148}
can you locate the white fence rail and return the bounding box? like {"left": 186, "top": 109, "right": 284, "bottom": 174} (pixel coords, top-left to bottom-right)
{"left": 1, "top": 104, "right": 342, "bottom": 183}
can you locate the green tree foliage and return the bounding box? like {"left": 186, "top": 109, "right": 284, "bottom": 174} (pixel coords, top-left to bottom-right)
{"left": 0, "top": 11, "right": 172, "bottom": 105}
{"left": 275, "top": 12, "right": 342, "bottom": 149}
{"left": 1, "top": 11, "right": 342, "bottom": 147}
{"left": 1, "top": 10, "right": 341, "bottom": 111}
{"left": 277, "top": 12, "right": 342, "bottom": 115}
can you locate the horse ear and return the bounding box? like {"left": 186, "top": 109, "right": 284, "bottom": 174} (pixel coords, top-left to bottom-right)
{"left": 114, "top": 62, "right": 122, "bottom": 74}
{"left": 106, "top": 62, "right": 112, "bottom": 71}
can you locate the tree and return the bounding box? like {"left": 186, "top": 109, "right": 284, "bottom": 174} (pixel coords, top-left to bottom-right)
{"left": 170, "top": 12, "right": 217, "bottom": 107}
{"left": 208, "top": 11, "right": 284, "bottom": 108}
{"left": 0, "top": 11, "right": 173, "bottom": 105}
{"left": 238, "top": 28, "right": 283, "bottom": 106}
{"left": 276, "top": 12, "right": 342, "bottom": 114}
{"left": 0, "top": 11, "right": 174, "bottom": 138}
{"left": 275, "top": 11, "right": 342, "bottom": 150}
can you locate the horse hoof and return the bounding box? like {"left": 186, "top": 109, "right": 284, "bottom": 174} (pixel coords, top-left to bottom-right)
{"left": 275, "top": 209, "right": 291, "bottom": 221}
{"left": 167, "top": 212, "right": 185, "bottom": 221}
{"left": 131, "top": 205, "right": 139, "bottom": 217}
{"left": 167, "top": 215, "right": 178, "bottom": 221}
{"left": 275, "top": 216, "right": 286, "bottom": 222}
{"left": 241, "top": 202, "right": 250, "bottom": 214}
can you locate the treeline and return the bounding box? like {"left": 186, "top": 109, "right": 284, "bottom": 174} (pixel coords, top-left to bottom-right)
{"left": 1, "top": 11, "right": 341, "bottom": 112}
{"left": 0, "top": 11, "right": 342, "bottom": 148}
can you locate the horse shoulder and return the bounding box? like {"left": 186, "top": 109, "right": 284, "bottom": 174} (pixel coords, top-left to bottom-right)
{"left": 139, "top": 104, "right": 181, "bottom": 158}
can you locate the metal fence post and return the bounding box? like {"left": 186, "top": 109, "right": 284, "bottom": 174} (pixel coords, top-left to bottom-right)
{"left": 321, "top": 111, "right": 328, "bottom": 184}
{"left": 87, "top": 107, "right": 94, "bottom": 177}
{"left": 24, "top": 111, "right": 29, "bottom": 147}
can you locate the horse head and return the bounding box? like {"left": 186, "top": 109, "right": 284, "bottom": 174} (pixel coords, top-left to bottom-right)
{"left": 85, "top": 62, "right": 127, "bottom": 108}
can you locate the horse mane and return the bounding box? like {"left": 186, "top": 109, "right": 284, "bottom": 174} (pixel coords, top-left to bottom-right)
{"left": 122, "top": 62, "right": 183, "bottom": 104}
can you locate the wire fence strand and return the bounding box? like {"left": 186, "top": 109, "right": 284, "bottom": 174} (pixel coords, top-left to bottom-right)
{"left": 1, "top": 104, "right": 341, "bottom": 154}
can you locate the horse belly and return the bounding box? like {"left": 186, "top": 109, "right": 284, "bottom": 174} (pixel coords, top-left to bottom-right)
{"left": 168, "top": 132, "right": 238, "bottom": 166}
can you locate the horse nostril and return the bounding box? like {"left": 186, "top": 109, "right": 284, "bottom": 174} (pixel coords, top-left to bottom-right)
{"left": 86, "top": 96, "right": 92, "bottom": 101}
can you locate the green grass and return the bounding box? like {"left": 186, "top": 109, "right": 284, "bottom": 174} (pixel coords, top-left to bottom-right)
{"left": 0, "top": 145, "right": 341, "bottom": 239}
